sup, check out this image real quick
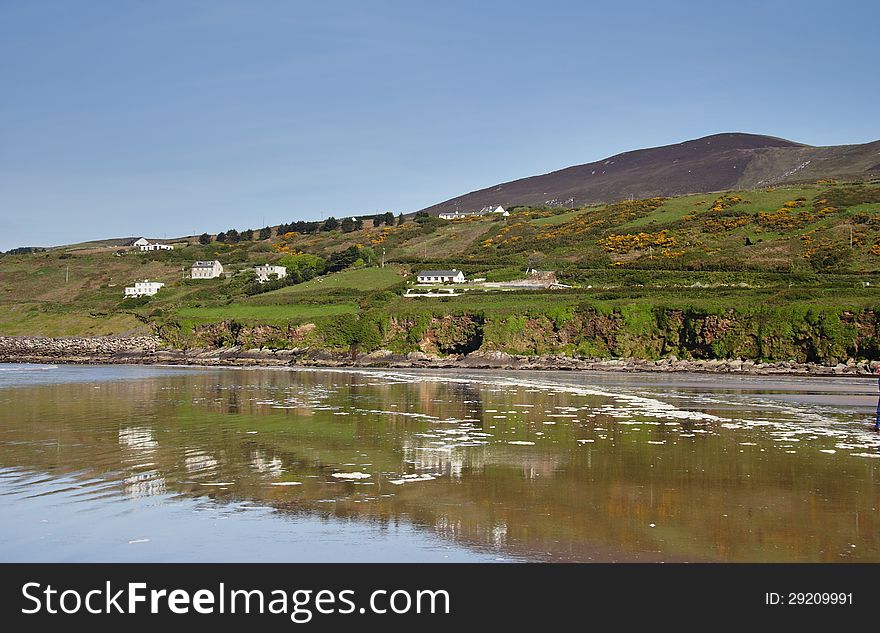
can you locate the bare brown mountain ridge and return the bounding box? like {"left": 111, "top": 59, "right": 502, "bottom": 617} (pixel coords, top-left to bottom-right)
{"left": 421, "top": 132, "right": 880, "bottom": 214}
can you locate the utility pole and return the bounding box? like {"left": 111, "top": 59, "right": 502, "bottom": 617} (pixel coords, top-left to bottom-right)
{"left": 381, "top": 247, "right": 386, "bottom": 269}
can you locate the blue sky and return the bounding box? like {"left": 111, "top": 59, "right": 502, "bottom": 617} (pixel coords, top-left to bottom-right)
{"left": 1, "top": 0, "right": 877, "bottom": 250}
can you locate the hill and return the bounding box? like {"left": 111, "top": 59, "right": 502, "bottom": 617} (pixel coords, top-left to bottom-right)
{"left": 2, "top": 180, "right": 880, "bottom": 365}
{"left": 420, "top": 133, "right": 880, "bottom": 214}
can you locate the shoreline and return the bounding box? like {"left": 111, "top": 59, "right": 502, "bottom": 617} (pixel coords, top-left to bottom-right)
{"left": 1, "top": 335, "right": 877, "bottom": 377}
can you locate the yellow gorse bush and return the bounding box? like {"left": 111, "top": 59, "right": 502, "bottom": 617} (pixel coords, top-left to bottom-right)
{"left": 599, "top": 230, "right": 676, "bottom": 253}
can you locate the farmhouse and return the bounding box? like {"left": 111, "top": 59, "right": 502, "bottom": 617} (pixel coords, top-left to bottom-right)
{"left": 191, "top": 260, "right": 224, "bottom": 279}
{"left": 130, "top": 237, "right": 149, "bottom": 247}
{"left": 439, "top": 211, "right": 478, "bottom": 220}
{"left": 139, "top": 242, "right": 174, "bottom": 251}
{"left": 254, "top": 265, "right": 287, "bottom": 283}
{"left": 438, "top": 205, "right": 508, "bottom": 220}
{"left": 124, "top": 280, "right": 164, "bottom": 297}
{"left": 416, "top": 269, "right": 466, "bottom": 284}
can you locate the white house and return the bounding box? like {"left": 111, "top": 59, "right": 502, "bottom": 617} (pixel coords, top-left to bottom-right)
{"left": 439, "top": 210, "right": 478, "bottom": 220}
{"left": 254, "top": 265, "right": 287, "bottom": 283}
{"left": 438, "top": 205, "right": 508, "bottom": 220}
{"left": 416, "top": 269, "right": 466, "bottom": 284}
{"left": 124, "top": 280, "right": 164, "bottom": 297}
{"left": 139, "top": 242, "right": 174, "bottom": 251}
{"left": 191, "top": 260, "right": 224, "bottom": 279}
{"left": 130, "top": 237, "right": 149, "bottom": 247}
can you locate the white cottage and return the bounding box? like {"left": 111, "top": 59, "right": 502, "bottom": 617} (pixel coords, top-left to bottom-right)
{"left": 416, "top": 269, "right": 466, "bottom": 284}
{"left": 253, "top": 265, "right": 287, "bottom": 283}
{"left": 130, "top": 237, "right": 149, "bottom": 247}
{"left": 438, "top": 205, "right": 508, "bottom": 220}
{"left": 191, "top": 260, "right": 224, "bottom": 279}
{"left": 139, "top": 242, "right": 174, "bottom": 251}
{"left": 124, "top": 280, "right": 164, "bottom": 297}
{"left": 439, "top": 210, "right": 478, "bottom": 220}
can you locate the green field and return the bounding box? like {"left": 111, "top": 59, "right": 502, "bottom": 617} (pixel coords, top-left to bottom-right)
{"left": 257, "top": 266, "right": 403, "bottom": 297}
{"left": 528, "top": 209, "right": 588, "bottom": 226}
{"left": 177, "top": 303, "right": 357, "bottom": 324}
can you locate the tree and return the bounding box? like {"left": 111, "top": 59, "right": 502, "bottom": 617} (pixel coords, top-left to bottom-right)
{"left": 397, "top": 213, "right": 405, "bottom": 226}
{"left": 226, "top": 229, "right": 240, "bottom": 243}
{"left": 341, "top": 217, "right": 355, "bottom": 233}
{"left": 322, "top": 216, "right": 339, "bottom": 232}
{"left": 354, "top": 217, "right": 364, "bottom": 231}
{"left": 199, "top": 233, "right": 211, "bottom": 245}
{"left": 278, "top": 252, "right": 326, "bottom": 280}
{"left": 240, "top": 229, "right": 254, "bottom": 241}
{"left": 259, "top": 226, "right": 272, "bottom": 240}
{"left": 359, "top": 245, "right": 376, "bottom": 265}
{"left": 216, "top": 231, "right": 227, "bottom": 243}
{"left": 383, "top": 212, "right": 395, "bottom": 226}
{"left": 327, "top": 245, "right": 362, "bottom": 272}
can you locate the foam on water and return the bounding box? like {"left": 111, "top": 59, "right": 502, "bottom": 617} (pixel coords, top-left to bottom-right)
{"left": 314, "top": 367, "right": 880, "bottom": 458}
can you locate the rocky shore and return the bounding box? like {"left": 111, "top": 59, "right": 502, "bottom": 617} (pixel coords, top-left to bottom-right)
{"left": 1, "top": 335, "right": 877, "bottom": 377}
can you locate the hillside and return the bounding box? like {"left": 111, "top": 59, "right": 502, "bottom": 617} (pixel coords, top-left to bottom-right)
{"left": 420, "top": 133, "right": 880, "bottom": 214}
{"left": 2, "top": 180, "right": 880, "bottom": 365}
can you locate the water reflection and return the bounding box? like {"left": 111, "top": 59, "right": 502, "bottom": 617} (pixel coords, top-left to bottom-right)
{"left": 0, "top": 364, "right": 879, "bottom": 562}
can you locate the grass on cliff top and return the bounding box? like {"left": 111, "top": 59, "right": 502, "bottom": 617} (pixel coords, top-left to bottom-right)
{"left": 389, "top": 284, "right": 880, "bottom": 315}
{"left": 176, "top": 303, "right": 357, "bottom": 325}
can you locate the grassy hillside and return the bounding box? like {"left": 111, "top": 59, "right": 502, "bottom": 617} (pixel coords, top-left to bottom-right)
{"left": 2, "top": 180, "right": 880, "bottom": 363}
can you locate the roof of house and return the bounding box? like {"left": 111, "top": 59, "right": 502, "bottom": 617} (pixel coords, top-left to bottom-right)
{"left": 417, "top": 269, "right": 462, "bottom": 277}
{"left": 192, "top": 260, "right": 221, "bottom": 267}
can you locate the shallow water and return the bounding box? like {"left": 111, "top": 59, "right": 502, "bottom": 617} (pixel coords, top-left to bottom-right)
{"left": 1, "top": 363, "right": 879, "bottom": 562}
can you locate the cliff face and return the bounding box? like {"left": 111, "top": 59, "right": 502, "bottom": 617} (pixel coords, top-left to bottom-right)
{"left": 3, "top": 305, "right": 879, "bottom": 372}
{"left": 153, "top": 304, "right": 880, "bottom": 366}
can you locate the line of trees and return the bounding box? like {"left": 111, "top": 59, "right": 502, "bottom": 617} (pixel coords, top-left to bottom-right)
{"left": 199, "top": 228, "right": 261, "bottom": 244}
{"left": 199, "top": 225, "right": 275, "bottom": 244}
{"left": 197, "top": 211, "right": 407, "bottom": 245}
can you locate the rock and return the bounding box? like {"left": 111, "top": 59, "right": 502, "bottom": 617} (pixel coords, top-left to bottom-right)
{"left": 465, "top": 350, "right": 514, "bottom": 363}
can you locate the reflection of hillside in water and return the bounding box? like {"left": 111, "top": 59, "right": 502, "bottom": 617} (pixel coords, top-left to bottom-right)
{"left": 1, "top": 367, "right": 879, "bottom": 561}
